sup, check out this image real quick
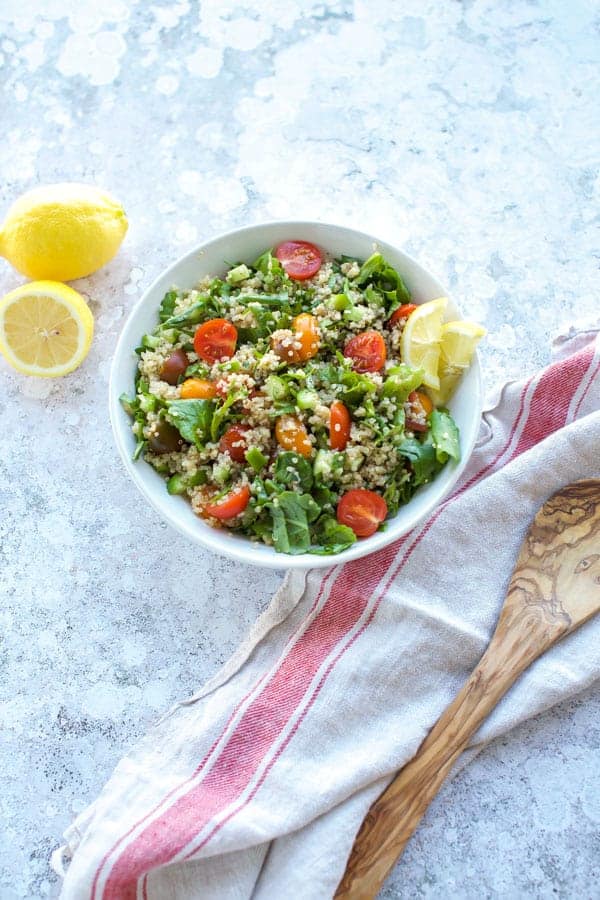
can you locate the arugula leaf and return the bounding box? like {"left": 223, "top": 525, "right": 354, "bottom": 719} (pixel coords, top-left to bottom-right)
{"left": 253, "top": 249, "right": 284, "bottom": 277}
{"left": 355, "top": 252, "right": 411, "bottom": 313}
{"left": 429, "top": 410, "right": 461, "bottom": 464}
{"left": 338, "top": 369, "right": 377, "bottom": 407}
{"left": 383, "top": 467, "right": 413, "bottom": 515}
{"left": 119, "top": 392, "right": 139, "bottom": 417}
{"left": 397, "top": 436, "right": 440, "bottom": 486}
{"left": 310, "top": 516, "right": 357, "bottom": 555}
{"left": 269, "top": 491, "right": 320, "bottom": 554}
{"left": 274, "top": 451, "right": 314, "bottom": 491}
{"left": 166, "top": 399, "right": 215, "bottom": 447}
{"left": 382, "top": 365, "right": 424, "bottom": 402}
{"left": 159, "top": 290, "right": 178, "bottom": 323}
{"left": 356, "top": 252, "right": 387, "bottom": 286}
{"left": 163, "top": 296, "right": 219, "bottom": 329}
{"left": 210, "top": 392, "right": 240, "bottom": 442}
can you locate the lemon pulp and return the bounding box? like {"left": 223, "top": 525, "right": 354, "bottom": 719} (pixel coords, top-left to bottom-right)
{"left": 0, "top": 281, "right": 94, "bottom": 376}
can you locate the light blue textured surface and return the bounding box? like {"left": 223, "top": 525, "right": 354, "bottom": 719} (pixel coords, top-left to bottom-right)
{"left": 0, "top": 2, "right": 599, "bottom": 898}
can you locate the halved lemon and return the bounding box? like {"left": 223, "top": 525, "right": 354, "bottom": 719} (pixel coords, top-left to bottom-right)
{"left": 431, "top": 320, "right": 487, "bottom": 405}
{"left": 400, "top": 296, "right": 447, "bottom": 390}
{"left": 0, "top": 281, "right": 94, "bottom": 377}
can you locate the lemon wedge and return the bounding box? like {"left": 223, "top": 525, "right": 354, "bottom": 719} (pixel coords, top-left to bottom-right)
{"left": 401, "top": 296, "right": 447, "bottom": 390}
{"left": 431, "top": 320, "right": 487, "bottom": 405}
{"left": 0, "top": 183, "right": 128, "bottom": 281}
{"left": 0, "top": 281, "right": 94, "bottom": 377}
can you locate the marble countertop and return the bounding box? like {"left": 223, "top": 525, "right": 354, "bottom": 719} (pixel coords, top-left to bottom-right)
{"left": 1, "top": 2, "right": 599, "bottom": 898}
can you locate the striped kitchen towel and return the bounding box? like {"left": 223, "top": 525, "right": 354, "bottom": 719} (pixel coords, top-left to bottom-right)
{"left": 55, "top": 325, "right": 600, "bottom": 900}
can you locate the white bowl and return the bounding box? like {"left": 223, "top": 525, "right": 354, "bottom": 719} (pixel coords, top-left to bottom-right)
{"left": 110, "top": 221, "right": 482, "bottom": 569}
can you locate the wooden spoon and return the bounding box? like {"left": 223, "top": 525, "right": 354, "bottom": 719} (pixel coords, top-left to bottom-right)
{"left": 336, "top": 479, "right": 600, "bottom": 900}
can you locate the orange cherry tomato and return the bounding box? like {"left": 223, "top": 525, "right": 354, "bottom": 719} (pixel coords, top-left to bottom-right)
{"left": 329, "top": 400, "right": 351, "bottom": 451}
{"left": 219, "top": 425, "right": 250, "bottom": 463}
{"left": 388, "top": 303, "right": 417, "bottom": 327}
{"left": 406, "top": 390, "right": 433, "bottom": 433}
{"left": 180, "top": 378, "right": 217, "bottom": 400}
{"left": 337, "top": 489, "right": 388, "bottom": 538}
{"left": 204, "top": 485, "right": 250, "bottom": 520}
{"left": 193, "top": 319, "right": 237, "bottom": 364}
{"left": 271, "top": 313, "right": 320, "bottom": 363}
{"left": 275, "top": 415, "right": 313, "bottom": 457}
{"left": 275, "top": 240, "right": 322, "bottom": 280}
{"left": 343, "top": 331, "right": 387, "bottom": 373}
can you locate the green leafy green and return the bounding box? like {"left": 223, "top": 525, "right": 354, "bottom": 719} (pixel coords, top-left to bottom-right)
{"left": 430, "top": 410, "right": 461, "bottom": 463}
{"left": 397, "top": 436, "right": 440, "bottom": 486}
{"left": 119, "top": 392, "right": 138, "bottom": 416}
{"left": 132, "top": 439, "right": 146, "bottom": 461}
{"left": 269, "top": 491, "right": 320, "bottom": 554}
{"left": 163, "top": 296, "right": 219, "bottom": 329}
{"left": 274, "top": 451, "right": 314, "bottom": 492}
{"left": 166, "top": 399, "right": 215, "bottom": 447}
{"left": 355, "top": 252, "right": 411, "bottom": 313}
{"left": 210, "top": 391, "right": 241, "bottom": 442}
{"left": 253, "top": 249, "right": 284, "bottom": 277}
{"left": 159, "top": 290, "right": 178, "bottom": 323}
{"left": 310, "top": 516, "right": 357, "bottom": 555}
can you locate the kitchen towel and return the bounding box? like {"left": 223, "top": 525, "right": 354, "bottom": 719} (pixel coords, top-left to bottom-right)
{"left": 55, "top": 325, "right": 600, "bottom": 900}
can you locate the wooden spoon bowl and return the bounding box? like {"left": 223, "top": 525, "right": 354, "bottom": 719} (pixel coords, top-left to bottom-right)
{"left": 336, "top": 479, "right": 600, "bottom": 899}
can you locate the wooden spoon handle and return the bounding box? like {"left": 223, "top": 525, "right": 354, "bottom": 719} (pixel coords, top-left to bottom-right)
{"left": 335, "top": 618, "right": 564, "bottom": 900}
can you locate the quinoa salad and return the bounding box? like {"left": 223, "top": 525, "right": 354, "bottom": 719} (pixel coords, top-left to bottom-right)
{"left": 120, "top": 240, "right": 463, "bottom": 556}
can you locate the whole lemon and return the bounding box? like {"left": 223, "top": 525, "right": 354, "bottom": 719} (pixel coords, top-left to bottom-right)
{"left": 0, "top": 183, "right": 128, "bottom": 281}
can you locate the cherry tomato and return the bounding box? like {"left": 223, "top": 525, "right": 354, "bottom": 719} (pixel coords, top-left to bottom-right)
{"left": 219, "top": 425, "right": 250, "bottom": 463}
{"left": 343, "top": 331, "right": 387, "bottom": 373}
{"left": 337, "top": 489, "right": 388, "bottom": 538}
{"left": 193, "top": 319, "right": 237, "bottom": 363}
{"left": 275, "top": 415, "right": 312, "bottom": 457}
{"left": 271, "top": 313, "right": 320, "bottom": 363}
{"left": 406, "top": 390, "right": 433, "bottom": 433}
{"left": 329, "top": 400, "right": 351, "bottom": 451}
{"left": 204, "top": 485, "right": 251, "bottom": 520}
{"left": 160, "top": 348, "right": 189, "bottom": 385}
{"left": 388, "top": 303, "right": 417, "bottom": 327}
{"left": 180, "top": 378, "right": 217, "bottom": 400}
{"left": 275, "top": 240, "right": 322, "bottom": 281}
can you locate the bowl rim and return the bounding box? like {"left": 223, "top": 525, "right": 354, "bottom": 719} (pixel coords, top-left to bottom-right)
{"left": 109, "top": 219, "right": 482, "bottom": 570}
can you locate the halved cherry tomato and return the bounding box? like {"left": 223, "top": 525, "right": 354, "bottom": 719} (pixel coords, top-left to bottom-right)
{"left": 343, "top": 331, "right": 387, "bottom": 373}
{"left": 160, "top": 348, "right": 189, "bottom": 385}
{"left": 329, "top": 400, "right": 351, "bottom": 451}
{"left": 388, "top": 303, "right": 417, "bottom": 327}
{"left": 204, "top": 485, "right": 251, "bottom": 520}
{"left": 275, "top": 415, "right": 312, "bottom": 457}
{"left": 275, "top": 240, "right": 322, "bottom": 281}
{"left": 271, "top": 313, "right": 320, "bottom": 363}
{"left": 219, "top": 424, "right": 250, "bottom": 463}
{"left": 193, "top": 319, "right": 237, "bottom": 363}
{"left": 180, "top": 378, "right": 217, "bottom": 400}
{"left": 406, "top": 390, "right": 433, "bottom": 433}
{"left": 337, "top": 489, "right": 388, "bottom": 538}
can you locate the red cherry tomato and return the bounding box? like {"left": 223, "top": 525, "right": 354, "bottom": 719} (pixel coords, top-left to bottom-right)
{"left": 275, "top": 240, "right": 322, "bottom": 281}
{"left": 329, "top": 401, "right": 351, "bottom": 451}
{"left": 204, "top": 485, "right": 250, "bottom": 520}
{"left": 388, "top": 303, "right": 417, "bottom": 327}
{"left": 343, "top": 331, "right": 387, "bottom": 373}
{"left": 406, "top": 390, "right": 433, "bottom": 433}
{"left": 337, "top": 489, "right": 388, "bottom": 538}
{"left": 194, "top": 319, "right": 238, "bottom": 363}
{"left": 219, "top": 425, "right": 250, "bottom": 463}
